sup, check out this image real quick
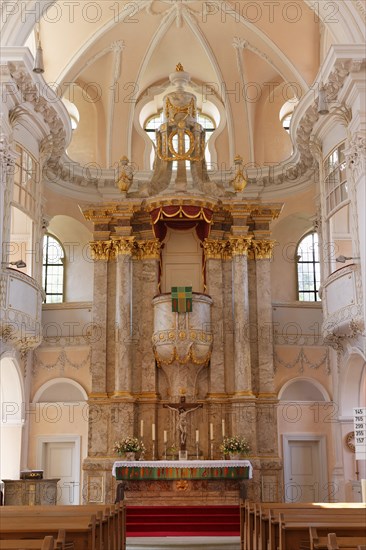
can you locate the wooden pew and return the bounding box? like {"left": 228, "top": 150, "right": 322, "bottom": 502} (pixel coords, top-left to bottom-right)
{"left": 241, "top": 501, "right": 255, "bottom": 550}
{"left": 0, "top": 504, "right": 125, "bottom": 550}
{"left": 327, "top": 532, "right": 366, "bottom": 550}
{"left": 0, "top": 536, "right": 54, "bottom": 550}
{"left": 241, "top": 502, "right": 366, "bottom": 550}
{"left": 0, "top": 515, "right": 97, "bottom": 550}
{"left": 278, "top": 513, "right": 366, "bottom": 550}
{"left": 267, "top": 508, "right": 366, "bottom": 550}
{"left": 259, "top": 503, "right": 366, "bottom": 550}
{"left": 310, "top": 528, "right": 366, "bottom": 549}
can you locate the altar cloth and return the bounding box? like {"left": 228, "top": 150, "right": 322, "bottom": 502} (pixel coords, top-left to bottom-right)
{"left": 112, "top": 460, "right": 252, "bottom": 481}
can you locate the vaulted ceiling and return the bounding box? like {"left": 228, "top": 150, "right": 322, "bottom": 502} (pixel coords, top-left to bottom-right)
{"left": 33, "top": 0, "right": 323, "bottom": 169}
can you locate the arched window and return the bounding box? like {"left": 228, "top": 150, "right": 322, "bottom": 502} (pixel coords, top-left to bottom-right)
{"left": 296, "top": 232, "right": 321, "bottom": 301}
{"left": 42, "top": 234, "right": 65, "bottom": 303}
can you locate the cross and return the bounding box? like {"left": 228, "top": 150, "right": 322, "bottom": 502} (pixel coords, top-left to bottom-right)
{"left": 163, "top": 396, "right": 203, "bottom": 451}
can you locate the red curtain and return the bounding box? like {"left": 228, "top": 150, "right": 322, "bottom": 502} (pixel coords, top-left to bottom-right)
{"left": 151, "top": 206, "right": 213, "bottom": 242}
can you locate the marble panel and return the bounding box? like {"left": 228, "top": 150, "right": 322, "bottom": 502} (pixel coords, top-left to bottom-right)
{"left": 206, "top": 258, "right": 225, "bottom": 395}
{"left": 256, "top": 260, "right": 275, "bottom": 394}
{"left": 91, "top": 260, "right": 108, "bottom": 393}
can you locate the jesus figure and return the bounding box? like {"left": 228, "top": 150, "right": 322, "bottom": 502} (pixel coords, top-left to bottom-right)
{"left": 163, "top": 396, "right": 203, "bottom": 450}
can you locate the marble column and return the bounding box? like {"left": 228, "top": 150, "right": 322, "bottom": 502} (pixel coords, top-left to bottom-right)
{"left": 202, "top": 240, "right": 227, "bottom": 397}
{"left": 139, "top": 240, "right": 161, "bottom": 397}
{"left": 230, "top": 237, "right": 253, "bottom": 396}
{"left": 252, "top": 240, "right": 276, "bottom": 396}
{"left": 114, "top": 237, "right": 135, "bottom": 398}
{"left": 89, "top": 241, "right": 114, "bottom": 397}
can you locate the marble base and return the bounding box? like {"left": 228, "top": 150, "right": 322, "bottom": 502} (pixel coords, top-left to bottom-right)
{"left": 121, "top": 480, "right": 244, "bottom": 506}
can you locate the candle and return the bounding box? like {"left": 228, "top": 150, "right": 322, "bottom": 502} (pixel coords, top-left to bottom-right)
{"left": 152, "top": 423, "right": 156, "bottom": 441}
{"left": 196, "top": 429, "right": 199, "bottom": 443}
{"left": 210, "top": 423, "right": 214, "bottom": 441}
{"left": 362, "top": 479, "right": 366, "bottom": 503}
{"left": 222, "top": 419, "right": 225, "bottom": 437}
{"left": 140, "top": 420, "right": 144, "bottom": 437}
{"left": 163, "top": 430, "right": 167, "bottom": 443}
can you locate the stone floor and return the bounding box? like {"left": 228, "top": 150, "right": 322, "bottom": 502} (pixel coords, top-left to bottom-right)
{"left": 126, "top": 536, "right": 241, "bottom": 550}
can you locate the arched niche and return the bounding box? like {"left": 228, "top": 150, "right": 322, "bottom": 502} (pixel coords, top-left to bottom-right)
{"left": 0, "top": 356, "right": 24, "bottom": 479}
{"left": 33, "top": 378, "right": 87, "bottom": 403}
{"left": 278, "top": 377, "right": 330, "bottom": 402}
{"left": 339, "top": 350, "right": 366, "bottom": 416}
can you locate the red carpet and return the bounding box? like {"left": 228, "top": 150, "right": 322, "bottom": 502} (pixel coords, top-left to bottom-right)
{"left": 126, "top": 505, "right": 240, "bottom": 537}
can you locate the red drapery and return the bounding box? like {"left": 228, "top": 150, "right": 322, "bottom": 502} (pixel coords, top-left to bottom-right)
{"left": 150, "top": 205, "right": 213, "bottom": 291}
{"left": 151, "top": 205, "right": 213, "bottom": 242}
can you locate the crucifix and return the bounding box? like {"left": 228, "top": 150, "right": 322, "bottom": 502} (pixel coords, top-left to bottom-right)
{"left": 163, "top": 396, "right": 203, "bottom": 451}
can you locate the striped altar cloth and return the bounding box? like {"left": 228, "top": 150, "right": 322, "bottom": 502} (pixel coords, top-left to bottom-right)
{"left": 112, "top": 459, "right": 252, "bottom": 481}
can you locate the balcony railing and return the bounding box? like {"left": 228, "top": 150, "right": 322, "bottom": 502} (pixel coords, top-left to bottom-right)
{"left": 321, "top": 264, "right": 363, "bottom": 338}
{"left": 0, "top": 268, "right": 44, "bottom": 351}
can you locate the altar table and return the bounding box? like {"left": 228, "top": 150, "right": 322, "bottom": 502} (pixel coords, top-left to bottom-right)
{"left": 112, "top": 460, "right": 252, "bottom": 505}
{"left": 112, "top": 459, "right": 252, "bottom": 480}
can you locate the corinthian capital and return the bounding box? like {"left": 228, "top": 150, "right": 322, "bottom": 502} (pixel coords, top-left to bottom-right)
{"left": 114, "top": 237, "right": 136, "bottom": 257}
{"left": 251, "top": 240, "right": 277, "bottom": 260}
{"left": 89, "top": 240, "right": 114, "bottom": 261}
{"left": 202, "top": 239, "right": 231, "bottom": 260}
{"left": 135, "top": 239, "right": 162, "bottom": 260}
{"left": 346, "top": 133, "right": 366, "bottom": 181}
{"left": 0, "top": 132, "right": 17, "bottom": 180}
{"left": 229, "top": 236, "right": 252, "bottom": 256}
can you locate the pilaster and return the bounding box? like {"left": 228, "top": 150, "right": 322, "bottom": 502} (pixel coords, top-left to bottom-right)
{"left": 138, "top": 240, "right": 161, "bottom": 397}
{"left": 203, "top": 240, "right": 227, "bottom": 397}
{"left": 251, "top": 240, "right": 276, "bottom": 397}
{"left": 230, "top": 236, "right": 253, "bottom": 397}
{"left": 113, "top": 237, "right": 135, "bottom": 399}
{"left": 89, "top": 243, "right": 110, "bottom": 397}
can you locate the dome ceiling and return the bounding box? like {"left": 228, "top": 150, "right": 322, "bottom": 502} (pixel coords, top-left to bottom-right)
{"left": 36, "top": 0, "right": 321, "bottom": 170}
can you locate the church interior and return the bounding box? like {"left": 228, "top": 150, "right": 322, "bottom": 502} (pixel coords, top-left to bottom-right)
{"left": 0, "top": 0, "right": 366, "bottom": 546}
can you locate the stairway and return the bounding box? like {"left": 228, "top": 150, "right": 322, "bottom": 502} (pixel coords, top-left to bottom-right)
{"left": 126, "top": 505, "right": 240, "bottom": 537}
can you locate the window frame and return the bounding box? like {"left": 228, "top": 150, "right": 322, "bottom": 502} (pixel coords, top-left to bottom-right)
{"left": 42, "top": 233, "right": 65, "bottom": 303}
{"left": 296, "top": 231, "right": 321, "bottom": 302}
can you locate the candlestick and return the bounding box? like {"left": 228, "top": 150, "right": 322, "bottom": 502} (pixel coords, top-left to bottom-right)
{"left": 210, "top": 441, "right": 214, "bottom": 460}
{"left": 222, "top": 419, "right": 225, "bottom": 437}
{"left": 196, "top": 441, "right": 200, "bottom": 460}
{"left": 210, "top": 423, "right": 214, "bottom": 441}
{"left": 152, "top": 423, "right": 156, "bottom": 441}
{"left": 163, "top": 430, "right": 167, "bottom": 443}
{"left": 140, "top": 420, "right": 144, "bottom": 437}
{"left": 195, "top": 429, "right": 199, "bottom": 443}
{"left": 163, "top": 441, "right": 167, "bottom": 460}
{"left": 152, "top": 442, "right": 156, "bottom": 461}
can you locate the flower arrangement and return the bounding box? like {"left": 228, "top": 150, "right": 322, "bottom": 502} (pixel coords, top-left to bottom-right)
{"left": 220, "top": 435, "right": 251, "bottom": 456}
{"left": 113, "top": 436, "right": 145, "bottom": 455}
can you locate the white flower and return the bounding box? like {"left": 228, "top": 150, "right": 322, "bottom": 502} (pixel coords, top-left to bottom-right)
{"left": 220, "top": 436, "right": 250, "bottom": 455}
{"left": 113, "top": 436, "right": 145, "bottom": 454}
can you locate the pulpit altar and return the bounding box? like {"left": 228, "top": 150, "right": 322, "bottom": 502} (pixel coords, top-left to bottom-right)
{"left": 112, "top": 460, "right": 252, "bottom": 505}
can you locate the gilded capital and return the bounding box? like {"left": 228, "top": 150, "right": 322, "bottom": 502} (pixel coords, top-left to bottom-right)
{"left": 251, "top": 239, "right": 276, "bottom": 259}
{"left": 229, "top": 236, "right": 252, "bottom": 256}
{"left": 89, "top": 240, "right": 114, "bottom": 261}
{"left": 114, "top": 237, "right": 136, "bottom": 257}
{"left": 136, "top": 239, "right": 162, "bottom": 260}
{"left": 203, "top": 239, "right": 231, "bottom": 260}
